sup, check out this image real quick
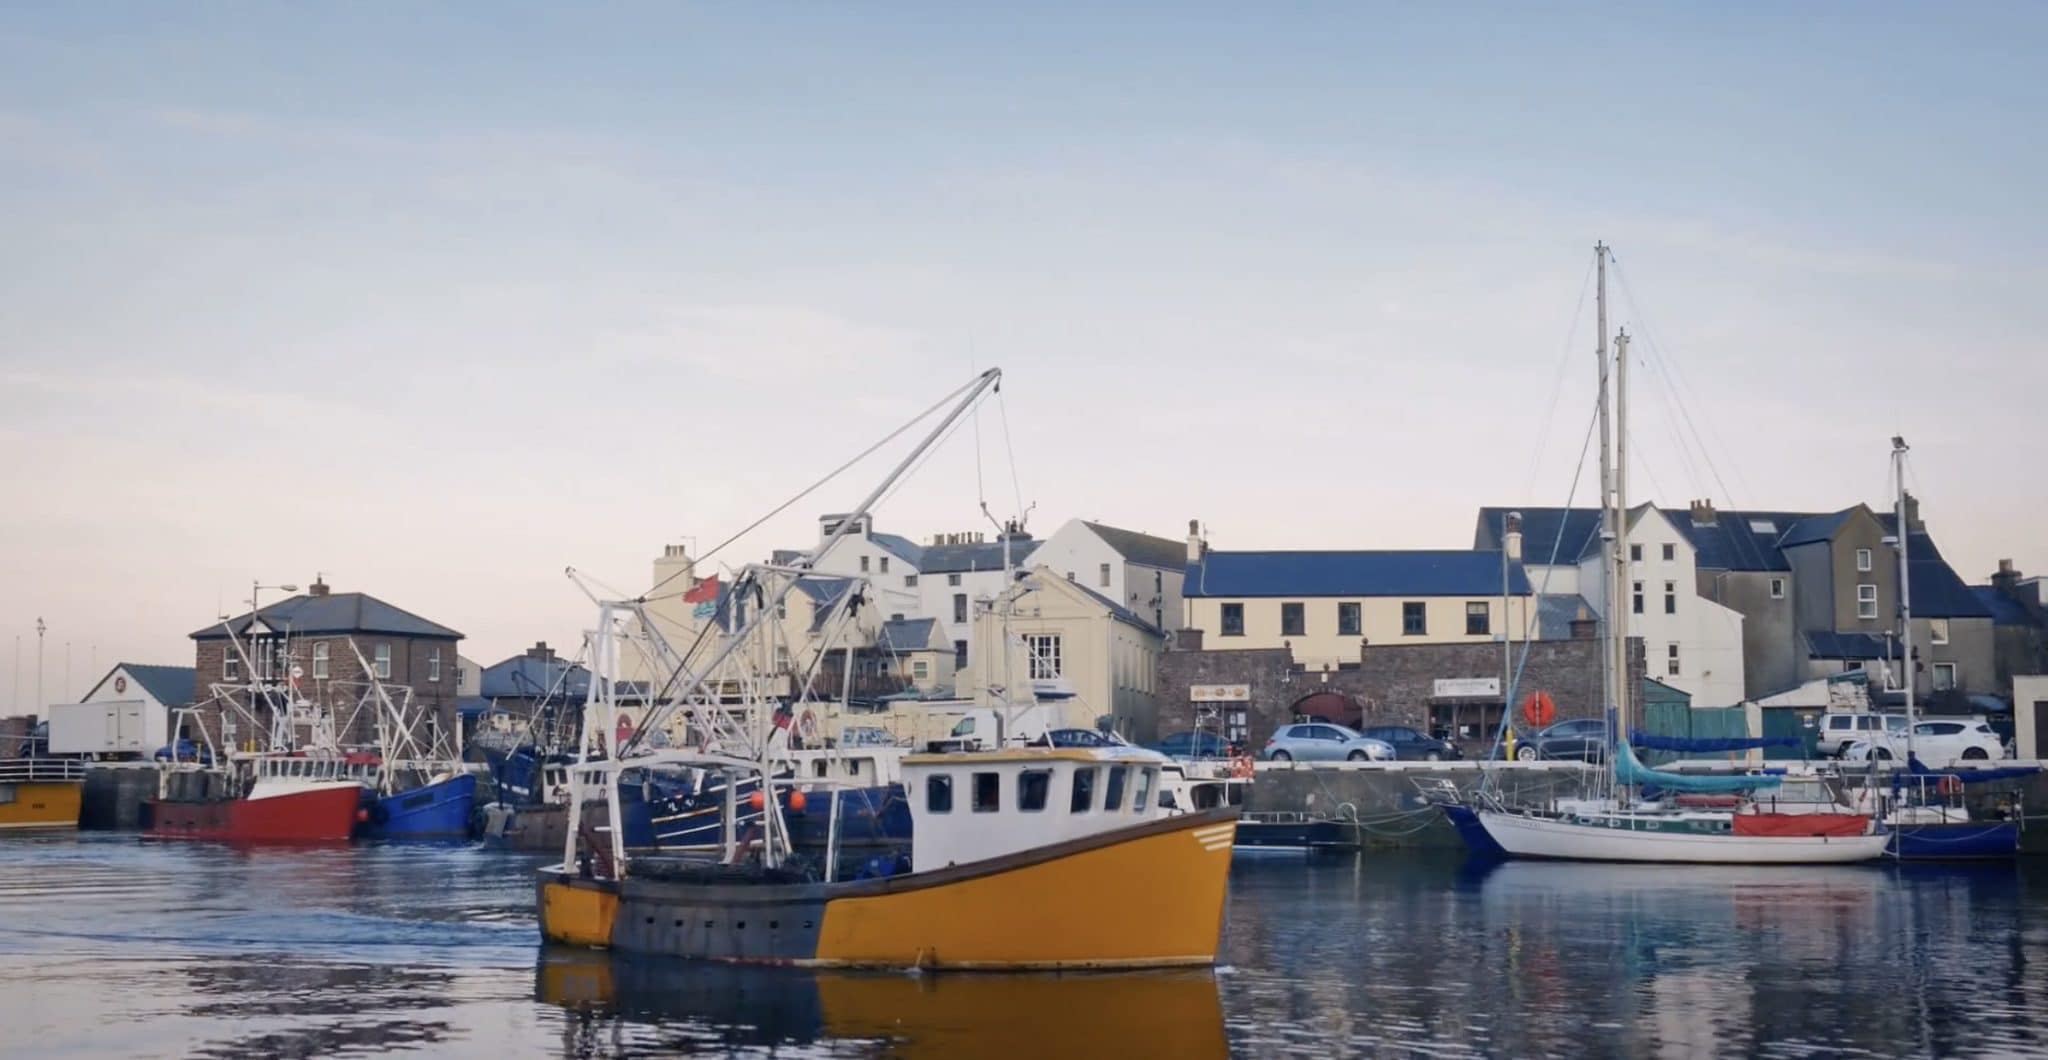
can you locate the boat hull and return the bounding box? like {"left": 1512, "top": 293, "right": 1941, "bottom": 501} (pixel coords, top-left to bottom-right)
{"left": 538, "top": 806, "right": 1237, "bottom": 969}
{"left": 1890, "top": 821, "right": 2020, "bottom": 860}
{"left": 1472, "top": 809, "right": 1890, "bottom": 864}
{"left": 0, "top": 781, "right": 83, "bottom": 830}
{"left": 363, "top": 774, "right": 477, "bottom": 840}
{"left": 1233, "top": 814, "right": 1356, "bottom": 853}
{"left": 145, "top": 784, "right": 363, "bottom": 842}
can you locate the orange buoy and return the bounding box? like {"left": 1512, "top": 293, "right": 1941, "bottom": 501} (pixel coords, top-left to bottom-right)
{"left": 788, "top": 790, "right": 808, "bottom": 813}
{"left": 748, "top": 790, "right": 766, "bottom": 810}
{"left": 1521, "top": 691, "right": 1557, "bottom": 728}
{"left": 355, "top": 808, "right": 371, "bottom": 823}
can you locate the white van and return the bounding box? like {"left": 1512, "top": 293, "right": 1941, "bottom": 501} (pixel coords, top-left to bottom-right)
{"left": 932, "top": 707, "right": 1052, "bottom": 752}
{"left": 1816, "top": 712, "right": 1906, "bottom": 759}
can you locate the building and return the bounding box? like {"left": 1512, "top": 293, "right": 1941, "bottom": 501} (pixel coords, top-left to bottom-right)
{"left": 1182, "top": 531, "right": 1535, "bottom": 671}
{"left": 1977, "top": 560, "right": 2048, "bottom": 696}
{"left": 970, "top": 567, "right": 1167, "bottom": 740}
{"left": 1029, "top": 519, "right": 1190, "bottom": 638}
{"left": 1475, "top": 504, "right": 1747, "bottom": 707}
{"left": 73, "top": 662, "right": 199, "bottom": 745}
{"left": 188, "top": 577, "right": 463, "bottom": 752}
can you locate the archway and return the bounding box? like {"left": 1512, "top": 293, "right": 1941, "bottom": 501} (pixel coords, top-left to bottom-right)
{"left": 1288, "top": 691, "right": 1361, "bottom": 728}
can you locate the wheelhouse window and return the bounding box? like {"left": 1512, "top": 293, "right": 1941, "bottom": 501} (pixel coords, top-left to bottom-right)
{"left": 926, "top": 775, "right": 953, "bottom": 813}
{"left": 1280, "top": 603, "right": 1305, "bottom": 637}
{"left": 1857, "top": 584, "right": 1878, "bottom": 619}
{"left": 1025, "top": 634, "right": 1063, "bottom": 680}
{"left": 1070, "top": 767, "right": 1097, "bottom": 813}
{"left": 312, "top": 641, "right": 330, "bottom": 679}
{"left": 972, "top": 772, "right": 1000, "bottom": 812}
{"left": 1018, "top": 769, "right": 1051, "bottom": 812}
{"left": 1465, "top": 602, "right": 1489, "bottom": 636}
{"left": 1220, "top": 603, "right": 1245, "bottom": 637}
{"left": 1337, "top": 602, "right": 1361, "bottom": 636}
{"left": 374, "top": 643, "right": 393, "bottom": 679}
{"left": 1133, "top": 768, "right": 1154, "bottom": 812}
{"left": 1104, "top": 766, "right": 1128, "bottom": 811}
{"left": 1402, "top": 602, "right": 1426, "bottom": 636}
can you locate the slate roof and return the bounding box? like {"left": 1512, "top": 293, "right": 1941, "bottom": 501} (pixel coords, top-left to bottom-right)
{"left": 918, "top": 537, "right": 1038, "bottom": 574}
{"left": 1876, "top": 518, "right": 1994, "bottom": 619}
{"left": 1474, "top": 507, "right": 1605, "bottom": 564}
{"left": 84, "top": 663, "right": 198, "bottom": 706}
{"left": 870, "top": 533, "right": 926, "bottom": 567}
{"left": 1067, "top": 578, "right": 1166, "bottom": 636}
{"left": 480, "top": 654, "right": 591, "bottom": 700}
{"left": 877, "top": 617, "right": 942, "bottom": 653}
{"left": 193, "top": 592, "right": 462, "bottom": 640}
{"left": 1776, "top": 511, "right": 1855, "bottom": 549}
{"left": 1805, "top": 631, "right": 1892, "bottom": 661}
{"left": 1185, "top": 550, "right": 1532, "bottom": 598}
{"left": 1083, "top": 522, "right": 1187, "bottom": 570}
{"left": 1973, "top": 587, "right": 2038, "bottom": 627}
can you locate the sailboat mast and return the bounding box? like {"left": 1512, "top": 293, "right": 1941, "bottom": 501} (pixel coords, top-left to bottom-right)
{"left": 1593, "top": 243, "right": 1616, "bottom": 741}
{"left": 1893, "top": 436, "right": 1915, "bottom": 760}
{"left": 1612, "top": 328, "right": 1632, "bottom": 748}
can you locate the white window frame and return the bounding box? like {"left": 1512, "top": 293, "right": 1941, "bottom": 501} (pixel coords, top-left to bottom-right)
{"left": 428, "top": 647, "right": 441, "bottom": 682}
{"left": 859, "top": 556, "right": 870, "bottom": 573}
{"left": 374, "top": 643, "right": 393, "bottom": 680}
{"left": 1632, "top": 581, "right": 1644, "bottom": 615}
{"left": 312, "top": 641, "right": 330, "bottom": 679}
{"left": 1769, "top": 578, "right": 1785, "bottom": 600}
{"left": 1662, "top": 543, "right": 1676, "bottom": 562}
{"left": 1664, "top": 581, "right": 1677, "bottom": 615}
{"left": 912, "top": 659, "right": 929, "bottom": 680}
{"left": 1856, "top": 584, "right": 1878, "bottom": 619}
{"left": 1025, "top": 633, "right": 1063, "bottom": 680}
{"left": 224, "top": 652, "right": 239, "bottom": 680}
{"left": 1667, "top": 642, "right": 1681, "bottom": 676}
{"left": 879, "top": 556, "right": 889, "bottom": 574}
{"left": 1856, "top": 548, "right": 1873, "bottom": 572}
{"left": 1932, "top": 662, "right": 1957, "bottom": 691}
{"left": 1099, "top": 562, "right": 1112, "bottom": 588}
{"left": 1929, "top": 618, "right": 1950, "bottom": 645}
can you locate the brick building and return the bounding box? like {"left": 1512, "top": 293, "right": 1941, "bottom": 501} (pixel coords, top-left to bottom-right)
{"left": 1158, "top": 633, "right": 1642, "bottom": 755}
{"left": 189, "top": 578, "right": 463, "bottom": 754}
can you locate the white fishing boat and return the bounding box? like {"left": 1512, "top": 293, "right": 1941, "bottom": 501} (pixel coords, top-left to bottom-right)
{"left": 1445, "top": 244, "right": 1888, "bottom": 865}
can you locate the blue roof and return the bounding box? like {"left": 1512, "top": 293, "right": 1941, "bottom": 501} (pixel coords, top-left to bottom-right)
{"left": 1474, "top": 507, "right": 1604, "bottom": 564}
{"left": 1776, "top": 511, "right": 1855, "bottom": 549}
{"left": 1677, "top": 510, "right": 1805, "bottom": 572}
{"left": 918, "top": 537, "right": 1039, "bottom": 574}
{"left": 870, "top": 534, "right": 926, "bottom": 567}
{"left": 1973, "top": 587, "right": 2037, "bottom": 626}
{"left": 1186, "top": 550, "right": 1531, "bottom": 598}
{"left": 878, "top": 617, "right": 941, "bottom": 652}
{"left": 1804, "top": 631, "right": 1892, "bottom": 660}
{"left": 101, "top": 663, "right": 197, "bottom": 706}
{"left": 480, "top": 655, "right": 590, "bottom": 700}
{"left": 193, "top": 591, "right": 462, "bottom": 640}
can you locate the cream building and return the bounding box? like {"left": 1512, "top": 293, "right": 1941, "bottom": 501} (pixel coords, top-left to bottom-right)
{"left": 1183, "top": 541, "right": 1535, "bottom": 670}
{"left": 968, "top": 566, "right": 1166, "bottom": 739}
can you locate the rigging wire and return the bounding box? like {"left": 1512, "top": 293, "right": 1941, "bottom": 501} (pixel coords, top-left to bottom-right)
{"left": 1609, "top": 258, "right": 1757, "bottom": 509}
{"left": 1523, "top": 255, "right": 1598, "bottom": 492}
{"left": 996, "top": 385, "right": 1026, "bottom": 521}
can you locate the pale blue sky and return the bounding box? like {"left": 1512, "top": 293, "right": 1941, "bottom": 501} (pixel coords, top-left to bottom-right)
{"left": 3, "top": 4, "right": 2043, "bottom": 702}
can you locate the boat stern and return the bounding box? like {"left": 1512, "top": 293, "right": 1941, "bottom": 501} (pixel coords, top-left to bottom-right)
{"left": 538, "top": 869, "right": 621, "bottom": 949}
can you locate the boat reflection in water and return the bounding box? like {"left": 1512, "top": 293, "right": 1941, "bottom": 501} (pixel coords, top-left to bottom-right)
{"left": 535, "top": 947, "right": 1228, "bottom": 1057}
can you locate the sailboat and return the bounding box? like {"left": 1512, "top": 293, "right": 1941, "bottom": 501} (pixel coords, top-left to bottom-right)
{"left": 1442, "top": 244, "right": 1889, "bottom": 864}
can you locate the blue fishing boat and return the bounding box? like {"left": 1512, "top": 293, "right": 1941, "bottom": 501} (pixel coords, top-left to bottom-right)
{"left": 362, "top": 772, "right": 477, "bottom": 840}
{"left": 1886, "top": 757, "right": 2036, "bottom": 860}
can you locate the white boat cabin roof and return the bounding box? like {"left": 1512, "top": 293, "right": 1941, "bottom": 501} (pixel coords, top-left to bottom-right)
{"left": 900, "top": 746, "right": 1173, "bottom": 873}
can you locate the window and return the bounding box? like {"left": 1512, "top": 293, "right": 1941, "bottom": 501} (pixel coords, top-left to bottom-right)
{"left": 1630, "top": 544, "right": 1643, "bottom": 563}
{"left": 1667, "top": 643, "right": 1681, "bottom": 676}
{"left": 1220, "top": 603, "right": 1245, "bottom": 637}
{"left": 953, "top": 594, "right": 968, "bottom": 623}
{"left": 1856, "top": 548, "right": 1873, "bottom": 572}
{"left": 926, "top": 775, "right": 953, "bottom": 813}
{"left": 1066, "top": 571, "right": 1075, "bottom": 581}
{"left": 947, "top": 573, "right": 962, "bottom": 587}
{"left": 1632, "top": 582, "right": 1644, "bottom": 615}
{"left": 1018, "top": 769, "right": 1051, "bottom": 811}
{"left": 880, "top": 557, "right": 890, "bottom": 574}
{"left": 972, "top": 772, "right": 1000, "bottom": 812}
{"left": 1929, "top": 618, "right": 1950, "bottom": 645}
{"left": 954, "top": 640, "right": 968, "bottom": 669}
{"left": 1770, "top": 578, "right": 1786, "bottom": 600}
{"left": 1104, "top": 766, "right": 1127, "bottom": 811}
{"left": 428, "top": 648, "right": 441, "bottom": 682}
{"left": 1857, "top": 584, "right": 1878, "bottom": 619}
{"left": 1402, "top": 602, "right": 1426, "bottom": 636}
{"left": 1664, "top": 581, "right": 1677, "bottom": 615}
{"left": 1466, "top": 602, "right": 1490, "bottom": 636}
{"left": 1662, "top": 543, "right": 1676, "bottom": 562}
{"left": 224, "top": 652, "right": 239, "bottom": 680}
{"left": 1338, "top": 602, "right": 1361, "bottom": 636}
{"left": 1133, "top": 768, "right": 1154, "bottom": 813}
{"left": 859, "top": 556, "right": 870, "bottom": 573}
{"left": 905, "top": 574, "right": 918, "bottom": 587}
{"left": 1932, "top": 663, "right": 1957, "bottom": 691}
{"left": 1280, "top": 603, "right": 1305, "bottom": 637}
{"left": 912, "top": 659, "right": 929, "bottom": 680}
{"left": 312, "top": 641, "right": 330, "bottom": 679}
{"left": 1099, "top": 563, "right": 1112, "bottom": 588}
{"left": 1154, "top": 570, "right": 1162, "bottom": 592}
{"left": 1025, "top": 634, "right": 1063, "bottom": 680}
{"left": 374, "top": 644, "right": 392, "bottom": 679}
{"left": 1070, "top": 768, "right": 1097, "bottom": 813}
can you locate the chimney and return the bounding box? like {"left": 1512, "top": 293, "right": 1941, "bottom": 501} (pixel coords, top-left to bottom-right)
{"left": 308, "top": 578, "right": 330, "bottom": 598}
{"left": 527, "top": 641, "right": 555, "bottom": 661}
{"left": 1689, "top": 498, "right": 1717, "bottom": 526}
{"left": 1569, "top": 602, "right": 1598, "bottom": 640}
{"left": 1901, "top": 491, "right": 1923, "bottom": 533}
{"left": 1504, "top": 511, "right": 1523, "bottom": 563}
{"left": 1992, "top": 559, "right": 2020, "bottom": 593}
{"left": 1186, "top": 519, "right": 1204, "bottom": 566}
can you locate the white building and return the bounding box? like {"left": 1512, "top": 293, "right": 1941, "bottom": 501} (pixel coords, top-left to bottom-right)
{"left": 970, "top": 567, "right": 1167, "bottom": 739}
{"left": 1029, "top": 519, "right": 1189, "bottom": 638}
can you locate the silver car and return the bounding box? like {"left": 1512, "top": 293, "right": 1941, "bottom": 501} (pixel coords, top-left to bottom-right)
{"left": 1261, "top": 723, "right": 1395, "bottom": 763}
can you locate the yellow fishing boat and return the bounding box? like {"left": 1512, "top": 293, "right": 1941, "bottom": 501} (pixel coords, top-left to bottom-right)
{"left": 539, "top": 746, "right": 1237, "bottom": 969}
{"left": 0, "top": 759, "right": 86, "bottom": 830}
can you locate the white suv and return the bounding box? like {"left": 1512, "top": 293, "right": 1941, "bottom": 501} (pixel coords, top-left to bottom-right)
{"left": 1844, "top": 717, "right": 2008, "bottom": 768}
{"left": 1816, "top": 712, "right": 1906, "bottom": 759}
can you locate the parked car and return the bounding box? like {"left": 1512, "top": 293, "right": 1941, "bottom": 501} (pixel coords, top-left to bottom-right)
{"left": 152, "top": 739, "right": 213, "bottom": 765}
{"left": 1815, "top": 712, "right": 1907, "bottom": 759}
{"left": 1150, "top": 731, "right": 1234, "bottom": 760}
{"left": 1844, "top": 717, "right": 2009, "bottom": 768}
{"left": 1261, "top": 723, "right": 1394, "bottom": 763}
{"left": 1360, "top": 725, "right": 1462, "bottom": 762}
{"left": 1513, "top": 718, "right": 1609, "bottom": 762}
{"left": 1032, "top": 728, "right": 1118, "bottom": 748}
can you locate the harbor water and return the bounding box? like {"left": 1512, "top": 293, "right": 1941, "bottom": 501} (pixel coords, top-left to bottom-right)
{"left": 3, "top": 835, "right": 2047, "bottom": 1057}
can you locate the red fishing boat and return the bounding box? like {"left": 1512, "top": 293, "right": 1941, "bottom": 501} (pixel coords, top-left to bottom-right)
{"left": 145, "top": 781, "right": 365, "bottom": 842}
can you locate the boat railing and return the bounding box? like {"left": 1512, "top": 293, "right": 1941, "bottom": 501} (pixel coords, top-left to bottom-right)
{"left": 0, "top": 758, "right": 88, "bottom": 783}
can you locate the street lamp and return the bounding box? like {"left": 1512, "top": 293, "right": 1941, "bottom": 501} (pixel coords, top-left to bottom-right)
{"left": 34, "top": 617, "right": 45, "bottom": 711}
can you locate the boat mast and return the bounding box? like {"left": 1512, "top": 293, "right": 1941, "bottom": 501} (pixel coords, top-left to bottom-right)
{"left": 1592, "top": 242, "right": 1617, "bottom": 784}
{"left": 1893, "top": 435, "right": 1915, "bottom": 763}
{"left": 1613, "top": 326, "right": 1632, "bottom": 757}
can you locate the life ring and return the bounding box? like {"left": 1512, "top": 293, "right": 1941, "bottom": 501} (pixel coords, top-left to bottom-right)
{"left": 1521, "top": 691, "right": 1557, "bottom": 728}
{"left": 1230, "top": 755, "right": 1254, "bottom": 780}
{"left": 615, "top": 714, "right": 635, "bottom": 746}
{"left": 1937, "top": 775, "right": 1963, "bottom": 797}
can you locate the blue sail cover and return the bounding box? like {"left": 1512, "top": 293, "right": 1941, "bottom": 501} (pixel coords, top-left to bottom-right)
{"left": 1903, "top": 755, "right": 2040, "bottom": 785}
{"left": 1615, "top": 742, "right": 1783, "bottom": 793}
{"left": 1629, "top": 731, "right": 1802, "bottom": 753}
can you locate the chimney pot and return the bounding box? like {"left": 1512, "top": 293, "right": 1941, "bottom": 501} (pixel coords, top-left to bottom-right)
{"left": 1504, "top": 511, "right": 1524, "bottom": 563}
{"left": 308, "top": 578, "right": 330, "bottom": 598}
{"left": 1186, "top": 520, "right": 1205, "bottom": 566}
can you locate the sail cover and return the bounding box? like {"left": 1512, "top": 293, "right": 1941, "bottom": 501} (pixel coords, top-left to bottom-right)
{"left": 1902, "top": 755, "right": 2040, "bottom": 785}
{"left": 1615, "top": 742, "right": 1783, "bottom": 793}
{"left": 1629, "top": 731, "right": 1803, "bottom": 753}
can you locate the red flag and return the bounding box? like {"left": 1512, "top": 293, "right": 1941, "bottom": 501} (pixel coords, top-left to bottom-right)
{"left": 683, "top": 575, "right": 721, "bottom": 604}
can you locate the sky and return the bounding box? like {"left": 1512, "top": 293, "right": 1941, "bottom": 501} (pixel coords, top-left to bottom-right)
{"left": 3, "top": 3, "right": 2044, "bottom": 708}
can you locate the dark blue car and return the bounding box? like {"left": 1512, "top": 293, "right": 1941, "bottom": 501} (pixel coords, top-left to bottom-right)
{"left": 1150, "top": 731, "right": 1233, "bottom": 760}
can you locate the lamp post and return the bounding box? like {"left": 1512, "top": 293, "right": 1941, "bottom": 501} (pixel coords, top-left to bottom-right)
{"left": 35, "top": 618, "right": 45, "bottom": 711}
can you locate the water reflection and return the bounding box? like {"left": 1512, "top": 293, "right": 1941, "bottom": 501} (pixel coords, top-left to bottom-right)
{"left": 535, "top": 948, "right": 1228, "bottom": 1058}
